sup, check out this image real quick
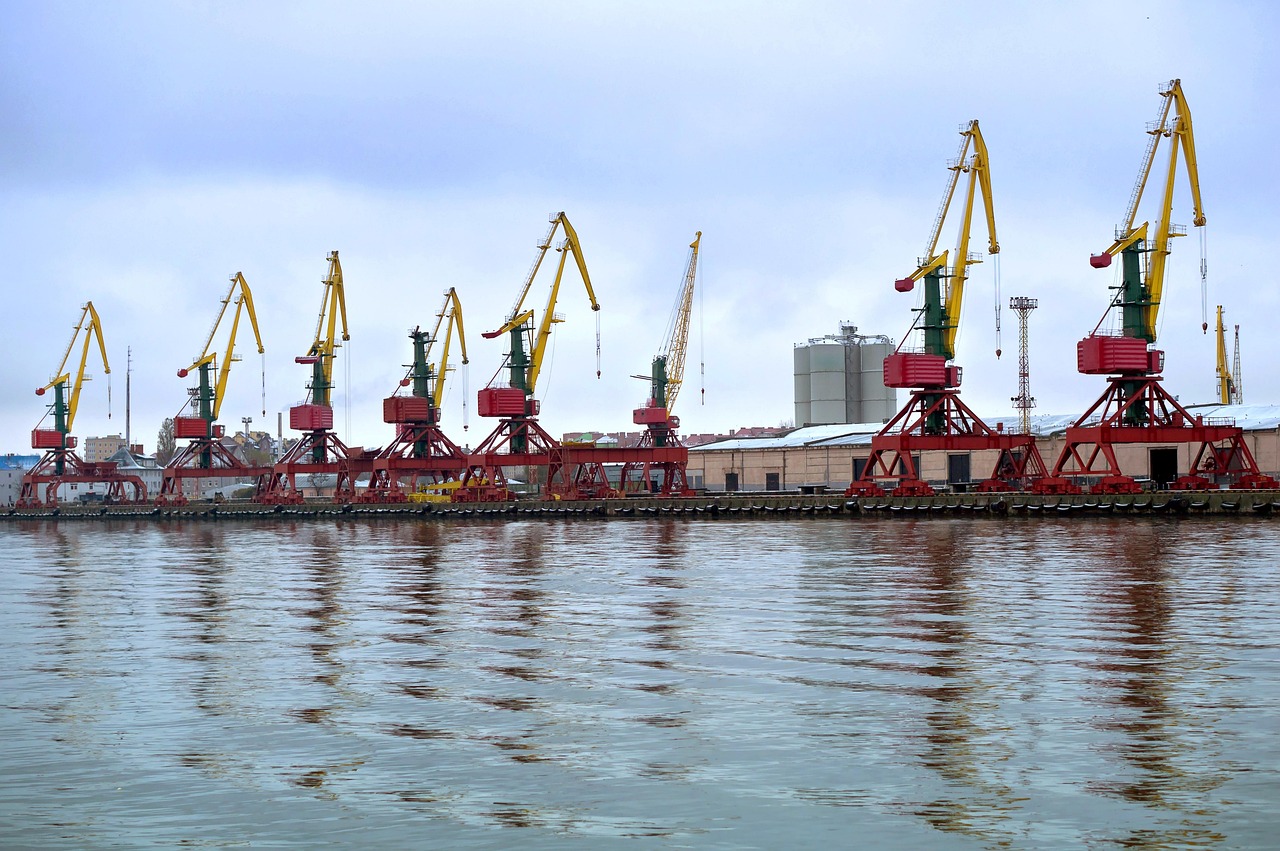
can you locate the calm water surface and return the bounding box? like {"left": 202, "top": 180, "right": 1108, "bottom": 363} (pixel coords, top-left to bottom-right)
{"left": 2, "top": 517, "right": 1279, "bottom": 849}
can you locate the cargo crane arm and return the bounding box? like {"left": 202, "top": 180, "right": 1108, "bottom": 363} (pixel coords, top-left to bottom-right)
{"left": 400, "top": 287, "right": 469, "bottom": 408}
{"left": 35, "top": 301, "right": 110, "bottom": 434}
{"left": 482, "top": 212, "right": 600, "bottom": 397}
{"left": 895, "top": 120, "right": 998, "bottom": 361}
{"left": 635, "top": 232, "right": 700, "bottom": 413}
{"left": 1089, "top": 79, "right": 1204, "bottom": 343}
{"left": 1215, "top": 305, "right": 1233, "bottom": 405}
{"left": 177, "top": 272, "right": 264, "bottom": 421}
{"left": 298, "top": 251, "right": 349, "bottom": 407}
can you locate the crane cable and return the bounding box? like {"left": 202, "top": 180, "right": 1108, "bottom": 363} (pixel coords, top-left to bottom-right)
{"left": 699, "top": 247, "right": 706, "bottom": 406}
{"left": 344, "top": 339, "right": 352, "bottom": 442}
{"left": 1200, "top": 226, "right": 1209, "bottom": 333}
{"left": 993, "top": 253, "right": 1003, "bottom": 359}
{"left": 461, "top": 361, "right": 469, "bottom": 431}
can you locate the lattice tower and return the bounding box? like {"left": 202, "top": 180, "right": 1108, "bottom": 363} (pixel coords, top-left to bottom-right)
{"left": 1232, "top": 324, "right": 1243, "bottom": 404}
{"left": 1009, "top": 297, "right": 1038, "bottom": 434}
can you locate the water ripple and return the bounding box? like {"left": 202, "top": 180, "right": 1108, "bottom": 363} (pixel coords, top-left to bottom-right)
{"left": 2, "top": 517, "right": 1279, "bottom": 847}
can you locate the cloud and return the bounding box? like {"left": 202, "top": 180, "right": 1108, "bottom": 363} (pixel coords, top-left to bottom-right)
{"left": 2, "top": 1, "right": 1278, "bottom": 455}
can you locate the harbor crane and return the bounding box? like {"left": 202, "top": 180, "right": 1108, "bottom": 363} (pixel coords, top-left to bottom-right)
{"left": 19, "top": 302, "right": 145, "bottom": 507}
{"left": 262, "top": 251, "right": 364, "bottom": 503}
{"left": 362, "top": 288, "right": 471, "bottom": 502}
{"left": 1037, "top": 79, "right": 1274, "bottom": 492}
{"left": 157, "top": 272, "right": 268, "bottom": 505}
{"left": 848, "top": 120, "right": 1046, "bottom": 497}
{"left": 619, "top": 231, "right": 702, "bottom": 495}
{"left": 456, "top": 212, "right": 602, "bottom": 501}
{"left": 1215, "top": 305, "right": 1235, "bottom": 406}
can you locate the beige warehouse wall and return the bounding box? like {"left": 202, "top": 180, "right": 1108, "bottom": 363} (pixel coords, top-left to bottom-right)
{"left": 689, "top": 429, "right": 1280, "bottom": 492}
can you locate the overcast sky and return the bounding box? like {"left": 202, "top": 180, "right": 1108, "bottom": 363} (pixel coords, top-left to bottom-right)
{"left": 3, "top": 1, "right": 1277, "bottom": 454}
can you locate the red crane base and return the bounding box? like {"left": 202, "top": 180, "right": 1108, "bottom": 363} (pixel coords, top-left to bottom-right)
{"left": 157, "top": 438, "right": 271, "bottom": 505}
{"left": 17, "top": 450, "right": 148, "bottom": 508}
{"left": 1034, "top": 375, "right": 1277, "bottom": 494}
{"left": 846, "top": 387, "right": 1047, "bottom": 498}
{"left": 259, "top": 430, "right": 368, "bottom": 505}
{"left": 358, "top": 423, "right": 468, "bottom": 504}
{"left": 617, "top": 429, "right": 694, "bottom": 497}
{"left": 453, "top": 417, "right": 560, "bottom": 502}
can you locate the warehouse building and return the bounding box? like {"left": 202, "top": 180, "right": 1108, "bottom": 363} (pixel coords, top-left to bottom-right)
{"left": 689, "top": 405, "right": 1280, "bottom": 493}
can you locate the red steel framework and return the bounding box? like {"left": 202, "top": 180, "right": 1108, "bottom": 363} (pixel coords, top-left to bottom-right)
{"left": 453, "top": 415, "right": 556, "bottom": 502}
{"left": 359, "top": 397, "right": 468, "bottom": 503}
{"left": 18, "top": 448, "right": 147, "bottom": 508}
{"left": 1033, "top": 367, "right": 1276, "bottom": 494}
{"left": 846, "top": 382, "right": 1047, "bottom": 497}
{"left": 617, "top": 431, "right": 694, "bottom": 497}
{"left": 156, "top": 432, "right": 271, "bottom": 506}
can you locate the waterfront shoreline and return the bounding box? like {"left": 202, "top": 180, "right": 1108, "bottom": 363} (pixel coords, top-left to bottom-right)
{"left": 6, "top": 489, "right": 1280, "bottom": 521}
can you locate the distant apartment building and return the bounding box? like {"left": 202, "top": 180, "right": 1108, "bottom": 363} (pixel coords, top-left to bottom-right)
{"left": 83, "top": 434, "right": 128, "bottom": 463}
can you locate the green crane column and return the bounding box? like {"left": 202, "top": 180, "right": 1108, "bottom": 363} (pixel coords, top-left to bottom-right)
{"left": 410, "top": 329, "right": 434, "bottom": 458}
{"left": 922, "top": 270, "right": 947, "bottom": 435}
{"left": 508, "top": 327, "right": 531, "bottom": 454}
{"left": 651, "top": 356, "right": 670, "bottom": 448}
{"left": 312, "top": 356, "right": 330, "bottom": 464}
{"left": 1119, "top": 243, "right": 1151, "bottom": 427}
{"left": 53, "top": 382, "right": 68, "bottom": 476}
{"left": 197, "top": 362, "right": 215, "bottom": 469}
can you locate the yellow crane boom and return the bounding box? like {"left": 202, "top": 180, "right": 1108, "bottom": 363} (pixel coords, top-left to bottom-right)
{"left": 36, "top": 301, "right": 110, "bottom": 435}
{"left": 1090, "top": 79, "right": 1204, "bottom": 342}
{"left": 1215, "top": 305, "right": 1234, "bottom": 405}
{"left": 178, "top": 272, "right": 265, "bottom": 421}
{"left": 483, "top": 212, "right": 600, "bottom": 398}
{"left": 896, "top": 120, "right": 998, "bottom": 361}
{"left": 299, "top": 251, "right": 349, "bottom": 407}
{"left": 430, "top": 287, "right": 468, "bottom": 408}
{"left": 660, "top": 231, "right": 700, "bottom": 413}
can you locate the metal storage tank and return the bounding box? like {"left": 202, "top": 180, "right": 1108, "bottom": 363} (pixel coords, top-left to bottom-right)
{"left": 793, "top": 323, "right": 897, "bottom": 426}
{"left": 807, "top": 342, "right": 846, "bottom": 425}
{"left": 859, "top": 340, "right": 897, "bottom": 423}
{"left": 793, "top": 346, "right": 812, "bottom": 426}
{"left": 843, "top": 343, "right": 863, "bottom": 424}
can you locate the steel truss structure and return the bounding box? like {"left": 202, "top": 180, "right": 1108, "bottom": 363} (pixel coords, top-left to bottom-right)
{"left": 846, "top": 388, "right": 1047, "bottom": 497}
{"left": 1034, "top": 375, "right": 1277, "bottom": 494}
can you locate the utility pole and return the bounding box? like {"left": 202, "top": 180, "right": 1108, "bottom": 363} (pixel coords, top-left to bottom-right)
{"left": 1009, "top": 297, "right": 1038, "bottom": 434}
{"left": 125, "top": 347, "right": 132, "bottom": 450}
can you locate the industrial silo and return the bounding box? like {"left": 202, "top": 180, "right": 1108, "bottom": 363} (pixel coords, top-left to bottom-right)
{"left": 859, "top": 338, "right": 897, "bottom": 423}
{"left": 807, "top": 341, "right": 847, "bottom": 425}
{"left": 793, "top": 346, "right": 812, "bottom": 426}
{"left": 843, "top": 343, "right": 863, "bottom": 424}
{"left": 792, "top": 323, "right": 897, "bottom": 426}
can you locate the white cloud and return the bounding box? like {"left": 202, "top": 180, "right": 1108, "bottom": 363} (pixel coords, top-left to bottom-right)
{"left": 2, "top": 1, "right": 1277, "bottom": 455}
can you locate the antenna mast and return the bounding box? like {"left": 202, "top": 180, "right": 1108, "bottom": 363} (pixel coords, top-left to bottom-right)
{"left": 1010, "top": 297, "right": 1038, "bottom": 434}
{"left": 1232, "top": 324, "right": 1243, "bottom": 404}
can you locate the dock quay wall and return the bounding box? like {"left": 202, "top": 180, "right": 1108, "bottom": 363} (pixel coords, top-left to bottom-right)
{"left": 5, "top": 490, "right": 1280, "bottom": 521}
